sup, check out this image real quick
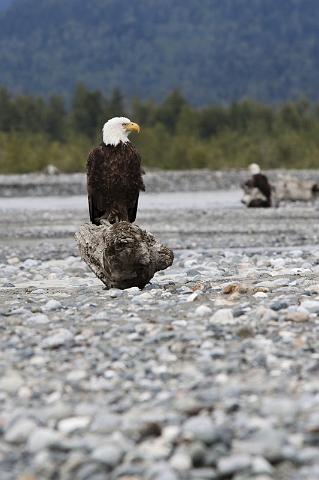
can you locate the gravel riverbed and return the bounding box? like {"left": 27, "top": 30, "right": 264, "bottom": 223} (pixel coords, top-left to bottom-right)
{"left": 0, "top": 190, "right": 319, "bottom": 480}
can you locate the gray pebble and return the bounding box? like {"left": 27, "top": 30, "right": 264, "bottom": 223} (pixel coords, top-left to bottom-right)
{"left": 183, "top": 416, "right": 219, "bottom": 444}
{"left": 146, "top": 462, "right": 179, "bottom": 480}
{"left": 217, "top": 454, "right": 252, "bottom": 476}
{"left": 210, "top": 309, "right": 236, "bottom": 325}
{"left": 26, "top": 313, "right": 50, "bottom": 325}
{"left": 42, "top": 328, "right": 74, "bottom": 348}
{"left": 301, "top": 300, "right": 319, "bottom": 313}
{"left": 5, "top": 417, "right": 37, "bottom": 443}
{"left": 91, "top": 442, "right": 123, "bottom": 467}
{"left": 27, "top": 427, "right": 64, "bottom": 453}
{"left": 42, "top": 299, "right": 62, "bottom": 311}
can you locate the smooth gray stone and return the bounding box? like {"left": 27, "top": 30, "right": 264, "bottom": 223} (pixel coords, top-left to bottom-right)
{"left": 183, "top": 416, "right": 219, "bottom": 445}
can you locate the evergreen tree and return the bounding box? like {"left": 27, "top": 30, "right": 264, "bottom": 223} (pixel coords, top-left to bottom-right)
{"left": 0, "top": 87, "right": 13, "bottom": 132}
{"left": 72, "top": 84, "right": 106, "bottom": 139}
{"left": 155, "top": 90, "right": 187, "bottom": 131}
{"left": 45, "top": 95, "right": 67, "bottom": 141}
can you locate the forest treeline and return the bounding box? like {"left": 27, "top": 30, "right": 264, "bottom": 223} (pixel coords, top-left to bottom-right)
{"left": 1, "top": 85, "right": 319, "bottom": 173}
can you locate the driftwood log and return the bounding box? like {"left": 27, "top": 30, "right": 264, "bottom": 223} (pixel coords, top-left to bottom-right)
{"left": 75, "top": 221, "right": 174, "bottom": 290}
{"left": 274, "top": 177, "right": 319, "bottom": 203}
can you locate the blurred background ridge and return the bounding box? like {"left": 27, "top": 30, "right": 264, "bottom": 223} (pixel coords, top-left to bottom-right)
{"left": 0, "top": 0, "right": 318, "bottom": 104}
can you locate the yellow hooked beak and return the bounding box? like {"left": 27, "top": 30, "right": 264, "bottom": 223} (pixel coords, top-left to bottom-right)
{"left": 125, "top": 122, "right": 141, "bottom": 134}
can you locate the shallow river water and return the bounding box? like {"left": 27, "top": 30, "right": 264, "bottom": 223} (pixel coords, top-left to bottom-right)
{"left": 0, "top": 190, "right": 242, "bottom": 211}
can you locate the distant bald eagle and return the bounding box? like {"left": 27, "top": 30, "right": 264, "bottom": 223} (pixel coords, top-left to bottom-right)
{"left": 242, "top": 163, "right": 272, "bottom": 208}
{"left": 87, "top": 117, "right": 145, "bottom": 225}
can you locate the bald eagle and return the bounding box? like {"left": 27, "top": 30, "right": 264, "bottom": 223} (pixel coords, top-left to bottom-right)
{"left": 87, "top": 117, "right": 145, "bottom": 225}
{"left": 242, "top": 163, "right": 272, "bottom": 208}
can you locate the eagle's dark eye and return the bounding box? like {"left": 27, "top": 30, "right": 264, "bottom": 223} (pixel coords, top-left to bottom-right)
{"left": 122, "top": 123, "right": 128, "bottom": 127}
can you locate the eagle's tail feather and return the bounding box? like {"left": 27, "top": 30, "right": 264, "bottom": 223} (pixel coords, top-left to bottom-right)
{"left": 99, "top": 205, "right": 129, "bottom": 225}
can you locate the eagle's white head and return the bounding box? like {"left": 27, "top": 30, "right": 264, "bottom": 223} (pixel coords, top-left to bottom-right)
{"left": 249, "top": 163, "right": 261, "bottom": 175}
{"left": 102, "top": 117, "right": 140, "bottom": 146}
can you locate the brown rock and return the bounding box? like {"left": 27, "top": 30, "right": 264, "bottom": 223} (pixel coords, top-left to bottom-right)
{"left": 284, "top": 311, "right": 310, "bottom": 323}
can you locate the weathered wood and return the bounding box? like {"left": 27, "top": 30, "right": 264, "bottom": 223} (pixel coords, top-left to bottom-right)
{"left": 274, "top": 177, "right": 319, "bottom": 202}
{"left": 75, "top": 221, "right": 174, "bottom": 290}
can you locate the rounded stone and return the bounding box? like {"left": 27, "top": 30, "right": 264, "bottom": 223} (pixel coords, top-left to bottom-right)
{"left": 43, "top": 299, "right": 62, "bottom": 311}
{"left": 170, "top": 450, "right": 192, "bottom": 471}
{"left": 0, "top": 371, "right": 24, "bottom": 394}
{"left": 284, "top": 311, "right": 310, "bottom": 323}
{"left": 42, "top": 329, "right": 74, "bottom": 349}
{"left": 58, "top": 416, "right": 91, "bottom": 434}
{"left": 183, "top": 416, "right": 218, "bottom": 444}
{"left": 91, "top": 443, "right": 123, "bottom": 467}
{"left": 301, "top": 300, "right": 319, "bottom": 313}
{"left": 217, "top": 454, "right": 252, "bottom": 476}
{"left": 26, "top": 313, "right": 50, "bottom": 325}
{"left": 5, "top": 418, "right": 37, "bottom": 443}
{"left": 27, "top": 428, "right": 63, "bottom": 453}
{"left": 194, "top": 305, "right": 212, "bottom": 317}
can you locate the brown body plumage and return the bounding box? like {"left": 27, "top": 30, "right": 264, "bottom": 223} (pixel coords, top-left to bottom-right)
{"left": 248, "top": 173, "right": 272, "bottom": 206}
{"left": 87, "top": 141, "right": 145, "bottom": 225}
{"left": 243, "top": 173, "right": 272, "bottom": 208}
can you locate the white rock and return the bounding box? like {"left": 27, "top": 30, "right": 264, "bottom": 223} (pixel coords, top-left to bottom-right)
{"left": 162, "top": 425, "right": 181, "bottom": 443}
{"left": 291, "top": 250, "right": 303, "bottom": 258}
{"left": 218, "top": 454, "right": 252, "bottom": 475}
{"left": 58, "top": 416, "right": 91, "bottom": 434}
{"left": 42, "top": 329, "right": 74, "bottom": 349}
{"left": 7, "top": 257, "right": 20, "bottom": 265}
{"left": 256, "top": 306, "right": 278, "bottom": 322}
{"left": 201, "top": 340, "right": 215, "bottom": 350}
{"left": 18, "top": 386, "right": 32, "bottom": 399}
{"left": 136, "top": 437, "right": 171, "bottom": 460}
{"left": 27, "top": 428, "right": 63, "bottom": 453}
{"left": 26, "top": 314, "right": 50, "bottom": 325}
{"left": 131, "top": 292, "right": 153, "bottom": 303}
{"left": 90, "top": 413, "right": 121, "bottom": 434}
{"left": 284, "top": 311, "right": 310, "bottom": 323}
{"left": 126, "top": 287, "right": 141, "bottom": 295}
{"left": 301, "top": 300, "right": 319, "bottom": 313}
{"left": 31, "top": 289, "right": 46, "bottom": 295}
{"left": 140, "top": 292, "right": 155, "bottom": 300}
{"left": 270, "top": 258, "right": 285, "bottom": 269}
{"left": 194, "top": 305, "right": 212, "bottom": 317}
{"left": 5, "top": 418, "right": 37, "bottom": 443}
{"left": 170, "top": 450, "right": 192, "bottom": 471}
{"left": 91, "top": 443, "right": 123, "bottom": 466}
{"left": 42, "top": 299, "right": 62, "bottom": 311}
{"left": 0, "top": 371, "right": 24, "bottom": 394}
{"left": 210, "top": 308, "right": 236, "bottom": 325}
{"left": 254, "top": 292, "right": 268, "bottom": 298}
{"left": 108, "top": 288, "right": 124, "bottom": 298}
{"left": 3, "top": 265, "right": 18, "bottom": 276}
{"left": 251, "top": 456, "right": 274, "bottom": 475}
{"left": 23, "top": 259, "right": 39, "bottom": 268}
{"left": 183, "top": 416, "right": 217, "bottom": 444}
{"left": 187, "top": 291, "right": 201, "bottom": 302}
{"left": 66, "top": 370, "right": 87, "bottom": 383}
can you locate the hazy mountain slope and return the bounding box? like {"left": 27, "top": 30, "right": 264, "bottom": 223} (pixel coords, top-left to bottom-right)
{"left": 0, "top": 0, "right": 13, "bottom": 10}
{"left": 0, "top": 0, "right": 318, "bottom": 103}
